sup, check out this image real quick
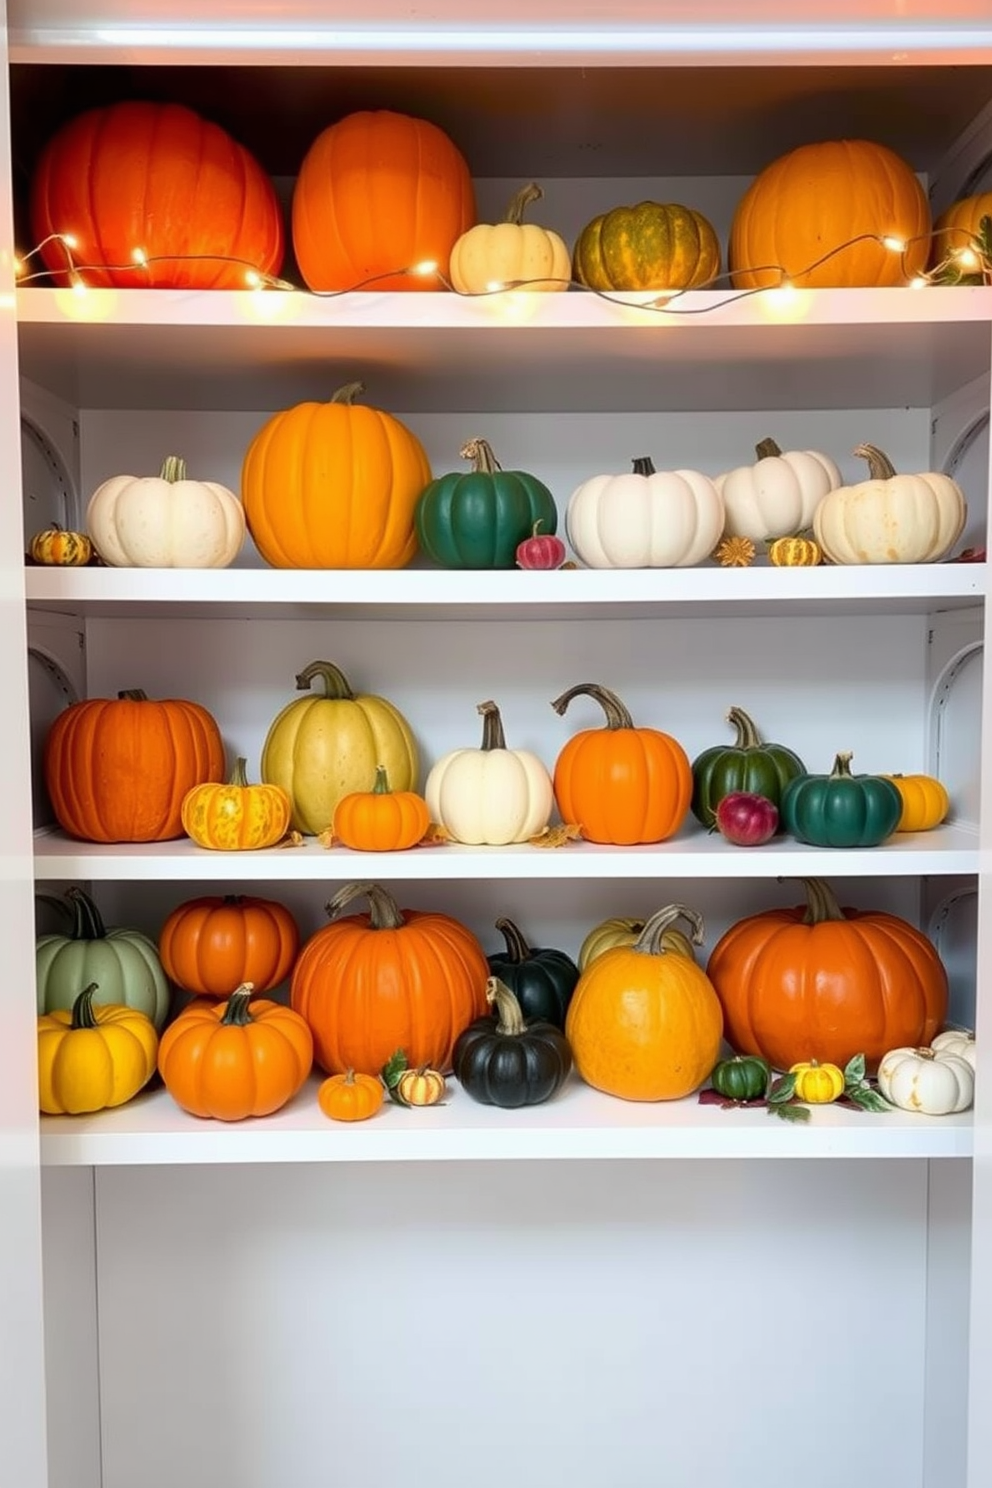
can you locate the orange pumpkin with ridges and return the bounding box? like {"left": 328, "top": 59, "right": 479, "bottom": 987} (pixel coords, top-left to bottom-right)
{"left": 159, "top": 894, "right": 300, "bottom": 999}
{"left": 334, "top": 766, "right": 430, "bottom": 851}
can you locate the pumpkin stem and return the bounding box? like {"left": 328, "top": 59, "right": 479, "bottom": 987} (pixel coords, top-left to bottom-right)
{"left": 294, "top": 660, "right": 355, "bottom": 699}
{"left": 829, "top": 752, "right": 855, "bottom": 778}
{"left": 344, "top": 1068, "right": 359, "bottom": 1084}
{"left": 755, "top": 438, "right": 783, "bottom": 461}
{"left": 478, "top": 700, "right": 508, "bottom": 750}
{"left": 459, "top": 438, "right": 502, "bottom": 475}
{"left": 796, "top": 878, "right": 847, "bottom": 925}
{"left": 70, "top": 983, "right": 101, "bottom": 1030}
{"left": 550, "top": 683, "right": 635, "bottom": 731}
{"left": 916, "top": 1048, "right": 937, "bottom": 1061}
{"left": 159, "top": 455, "right": 187, "bottom": 483}
{"left": 505, "top": 182, "right": 544, "bottom": 224}
{"left": 331, "top": 381, "right": 366, "bottom": 406}
{"left": 632, "top": 457, "right": 656, "bottom": 478}
{"left": 326, "top": 881, "right": 406, "bottom": 931}
{"left": 372, "top": 766, "right": 392, "bottom": 795}
{"left": 853, "top": 443, "right": 898, "bottom": 481}
{"left": 633, "top": 905, "right": 705, "bottom": 956}
{"left": 486, "top": 976, "right": 528, "bottom": 1036}
{"left": 117, "top": 689, "right": 149, "bottom": 701}
{"left": 529, "top": 520, "right": 545, "bottom": 537}
{"left": 494, "top": 917, "right": 532, "bottom": 964}
{"left": 726, "top": 706, "right": 762, "bottom": 750}
{"left": 36, "top": 887, "right": 109, "bottom": 941}
{"left": 220, "top": 982, "right": 256, "bottom": 1026}
{"left": 228, "top": 757, "right": 250, "bottom": 787}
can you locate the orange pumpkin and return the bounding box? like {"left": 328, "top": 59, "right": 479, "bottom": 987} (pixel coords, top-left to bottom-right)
{"left": 932, "top": 192, "right": 992, "bottom": 268}
{"left": 241, "top": 381, "right": 432, "bottom": 570}
{"left": 550, "top": 682, "right": 692, "bottom": 845}
{"left": 706, "top": 878, "right": 948, "bottom": 1072}
{"left": 318, "top": 1070, "right": 384, "bottom": 1122}
{"left": 181, "top": 757, "right": 291, "bottom": 851}
{"left": 157, "top": 982, "right": 313, "bottom": 1121}
{"left": 565, "top": 905, "right": 722, "bottom": 1101}
{"left": 291, "top": 109, "right": 476, "bottom": 292}
{"left": 290, "top": 881, "right": 488, "bottom": 1075}
{"left": 43, "top": 688, "right": 224, "bottom": 843}
{"left": 730, "top": 139, "right": 930, "bottom": 289}
{"left": 334, "top": 766, "right": 430, "bottom": 851}
{"left": 158, "top": 894, "right": 300, "bottom": 998}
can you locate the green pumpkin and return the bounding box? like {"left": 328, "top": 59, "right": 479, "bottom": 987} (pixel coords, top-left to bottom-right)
{"left": 691, "top": 707, "right": 806, "bottom": 828}
{"left": 414, "top": 437, "right": 558, "bottom": 569}
{"left": 36, "top": 886, "right": 171, "bottom": 1030}
{"left": 486, "top": 917, "right": 579, "bottom": 1031}
{"left": 572, "top": 200, "right": 720, "bottom": 292}
{"left": 710, "top": 1054, "right": 770, "bottom": 1102}
{"left": 781, "top": 752, "right": 902, "bottom": 849}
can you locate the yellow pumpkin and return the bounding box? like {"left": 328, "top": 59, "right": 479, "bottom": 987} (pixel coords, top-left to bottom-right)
{"left": 448, "top": 182, "right": 571, "bottom": 294}
{"left": 261, "top": 660, "right": 418, "bottom": 836}
{"left": 789, "top": 1060, "right": 845, "bottom": 1104}
{"left": 577, "top": 915, "right": 697, "bottom": 972}
{"left": 883, "top": 774, "right": 950, "bottom": 833}
{"left": 29, "top": 524, "right": 93, "bottom": 566}
{"left": 932, "top": 192, "right": 992, "bottom": 269}
{"left": 38, "top": 983, "right": 159, "bottom": 1115}
{"left": 396, "top": 1067, "right": 447, "bottom": 1106}
{"left": 181, "top": 757, "right": 291, "bottom": 850}
{"left": 768, "top": 536, "right": 822, "bottom": 568}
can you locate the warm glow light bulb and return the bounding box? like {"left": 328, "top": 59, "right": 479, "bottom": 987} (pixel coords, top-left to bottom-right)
{"left": 13, "top": 255, "right": 24, "bottom": 279}
{"left": 60, "top": 233, "right": 79, "bottom": 251}
{"left": 69, "top": 272, "right": 87, "bottom": 296}
{"left": 412, "top": 260, "right": 438, "bottom": 277}
{"left": 881, "top": 235, "right": 907, "bottom": 253}
{"left": 244, "top": 269, "right": 262, "bottom": 288}
{"left": 131, "top": 247, "right": 148, "bottom": 266}
{"left": 485, "top": 279, "right": 505, "bottom": 292}
{"left": 955, "top": 247, "right": 980, "bottom": 269}
{"left": 909, "top": 275, "right": 928, "bottom": 290}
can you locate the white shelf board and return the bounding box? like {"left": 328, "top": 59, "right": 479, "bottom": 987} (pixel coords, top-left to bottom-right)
{"left": 16, "top": 287, "right": 992, "bottom": 412}
{"left": 24, "top": 562, "right": 988, "bottom": 622}
{"left": 32, "top": 823, "right": 980, "bottom": 881}
{"left": 38, "top": 1076, "right": 974, "bottom": 1165}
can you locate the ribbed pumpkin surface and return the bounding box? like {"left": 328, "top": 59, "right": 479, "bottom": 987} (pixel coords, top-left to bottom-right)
{"left": 932, "top": 192, "right": 992, "bottom": 266}
{"left": 573, "top": 201, "right": 720, "bottom": 291}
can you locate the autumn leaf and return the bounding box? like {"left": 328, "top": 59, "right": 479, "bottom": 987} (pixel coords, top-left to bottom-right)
{"left": 529, "top": 823, "right": 582, "bottom": 848}
{"left": 418, "top": 823, "right": 452, "bottom": 847}
{"left": 276, "top": 831, "right": 305, "bottom": 849}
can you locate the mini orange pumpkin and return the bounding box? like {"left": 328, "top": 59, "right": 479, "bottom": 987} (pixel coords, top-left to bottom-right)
{"left": 334, "top": 766, "right": 430, "bottom": 851}
{"left": 318, "top": 1069, "right": 384, "bottom": 1122}
{"left": 181, "top": 758, "right": 291, "bottom": 850}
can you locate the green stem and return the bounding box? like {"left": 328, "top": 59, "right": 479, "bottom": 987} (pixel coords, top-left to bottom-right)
{"left": 477, "top": 700, "right": 508, "bottom": 750}
{"left": 486, "top": 976, "right": 527, "bottom": 1036}
{"left": 372, "top": 766, "right": 392, "bottom": 795}
{"left": 220, "top": 982, "right": 256, "bottom": 1026}
{"left": 726, "top": 707, "right": 762, "bottom": 749}
{"left": 853, "top": 444, "right": 898, "bottom": 480}
{"left": 755, "top": 438, "right": 782, "bottom": 460}
{"left": 494, "top": 917, "right": 532, "bottom": 964}
{"left": 159, "top": 456, "right": 187, "bottom": 483}
{"left": 70, "top": 983, "right": 101, "bottom": 1030}
{"left": 326, "top": 882, "right": 406, "bottom": 930}
{"left": 459, "top": 438, "right": 502, "bottom": 474}
{"left": 550, "top": 683, "right": 634, "bottom": 731}
{"left": 633, "top": 905, "right": 705, "bottom": 955}
{"left": 294, "top": 661, "right": 355, "bottom": 699}
{"left": 228, "top": 757, "right": 250, "bottom": 787}
{"left": 505, "top": 182, "right": 543, "bottom": 224}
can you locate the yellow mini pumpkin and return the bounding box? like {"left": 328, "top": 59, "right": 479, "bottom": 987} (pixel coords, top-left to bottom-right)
{"left": 789, "top": 1060, "right": 845, "bottom": 1104}
{"left": 38, "top": 982, "right": 159, "bottom": 1115}
{"left": 181, "top": 757, "right": 291, "bottom": 850}
{"left": 395, "top": 1066, "right": 447, "bottom": 1106}
{"left": 29, "top": 524, "right": 93, "bottom": 566}
{"left": 883, "top": 774, "right": 950, "bottom": 833}
{"left": 448, "top": 182, "right": 570, "bottom": 293}
{"left": 768, "top": 536, "right": 822, "bottom": 568}
{"left": 577, "top": 915, "right": 697, "bottom": 971}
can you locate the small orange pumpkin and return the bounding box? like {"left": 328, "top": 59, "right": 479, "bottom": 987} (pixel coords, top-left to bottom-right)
{"left": 181, "top": 757, "right": 291, "bottom": 851}
{"left": 318, "top": 1069, "right": 384, "bottom": 1122}
{"left": 334, "top": 766, "right": 430, "bottom": 851}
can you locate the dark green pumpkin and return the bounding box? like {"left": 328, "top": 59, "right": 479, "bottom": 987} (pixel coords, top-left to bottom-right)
{"left": 691, "top": 706, "right": 806, "bottom": 828}
{"left": 486, "top": 917, "right": 579, "bottom": 1030}
{"left": 710, "top": 1054, "right": 770, "bottom": 1102}
{"left": 781, "top": 752, "right": 902, "bottom": 849}
{"left": 453, "top": 977, "right": 572, "bottom": 1108}
{"left": 572, "top": 201, "right": 720, "bottom": 292}
{"left": 414, "top": 437, "right": 558, "bottom": 569}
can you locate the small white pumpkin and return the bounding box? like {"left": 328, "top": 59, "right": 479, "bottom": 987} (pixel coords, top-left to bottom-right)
{"left": 813, "top": 444, "right": 967, "bottom": 565}
{"left": 425, "top": 700, "right": 553, "bottom": 846}
{"left": 565, "top": 456, "right": 724, "bottom": 569}
{"left": 930, "top": 1029, "right": 976, "bottom": 1071}
{"left": 448, "top": 182, "right": 571, "bottom": 294}
{"left": 877, "top": 1045, "right": 974, "bottom": 1115}
{"left": 715, "top": 437, "right": 842, "bottom": 542}
{"left": 86, "top": 455, "right": 246, "bottom": 569}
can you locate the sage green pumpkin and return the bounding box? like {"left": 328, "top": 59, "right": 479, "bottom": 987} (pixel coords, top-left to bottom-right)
{"left": 573, "top": 201, "right": 720, "bottom": 292}
{"left": 691, "top": 706, "right": 806, "bottom": 828}
{"left": 414, "top": 437, "right": 558, "bottom": 569}
{"left": 710, "top": 1053, "right": 770, "bottom": 1102}
{"left": 36, "top": 886, "right": 171, "bottom": 1030}
{"left": 781, "top": 752, "right": 902, "bottom": 849}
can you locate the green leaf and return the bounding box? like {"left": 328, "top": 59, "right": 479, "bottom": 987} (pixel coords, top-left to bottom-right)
{"left": 767, "top": 1072, "right": 798, "bottom": 1104}
{"left": 843, "top": 1053, "right": 866, "bottom": 1089}
{"left": 380, "top": 1049, "right": 409, "bottom": 1090}
{"left": 769, "top": 1101, "right": 811, "bottom": 1123}
{"left": 846, "top": 1087, "right": 894, "bottom": 1114}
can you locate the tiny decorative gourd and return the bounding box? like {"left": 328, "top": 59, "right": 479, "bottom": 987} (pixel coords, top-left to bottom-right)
{"left": 882, "top": 773, "right": 950, "bottom": 833}
{"left": 86, "top": 455, "right": 246, "bottom": 569}
{"left": 318, "top": 1070, "right": 385, "bottom": 1123}
{"left": 425, "top": 700, "right": 553, "bottom": 846}
{"left": 36, "top": 884, "right": 171, "bottom": 1030}
{"left": 690, "top": 705, "right": 806, "bottom": 828}
{"left": 452, "top": 977, "right": 572, "bottom": 1108}
{"left": 516, "top": 522, "right": 567, "bottom": 571}
{"left": 768, "top": 536, "right": 822, "bottom": 568}
{"left": 789, "top": 1060, "right": 846, "bottom": 1104}
{"left": 715, "top": 438, "right": 841, "bottom": 543}
{"left": 158, "top": 893, "right": 300, "bottom": 999}
{"left": 813, "top": 445, "right": 966, "bottom": 566}
{"left": 565, "top": 457, "right": 724, "bottom": 569}
{"left": 877, "top": 1045, "right": 974, "bottom": 1115}
{"left": 710, "top": 1054, "right": 770, "bottom": 1103}
{"left": 334, "top": 766, "right": 430, "bottom": 852}
{"left": 38, "top": 983, "right": 159, "bottom": 1115}
{"left": 395, "top": 1067, "right": 448, "bottom": 1107}
{"left": 578, "top": 914, "right": 697, "bottom": 971}
{"left": 28, "top": 524, "right": 93, "bottom": 566}
{"left": 781, "top": 752, "right": 902, "bottom": 849}
{"left": 415, "top": 438, "right": 559, "bottom": 570}
{"left": 448, "top": 182, "right": 570, "bottom": 293}
{"left": 572, "top": 200, "right": 720, "bottom": 292}
{"left": 181, "top": 758, "right": 292, "bottom": 851}
{"left": 486, "top": 917, "right": 579, "bottom": 1029}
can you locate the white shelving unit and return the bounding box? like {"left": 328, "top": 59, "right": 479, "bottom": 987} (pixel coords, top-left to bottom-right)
{"left": 4, "top": 7, "right": 992, "bottom": 1488}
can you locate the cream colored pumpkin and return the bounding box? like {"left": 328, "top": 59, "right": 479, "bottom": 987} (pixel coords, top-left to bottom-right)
{"left": 715, "top": 437, "right": 842, "bottom": 542}
{"left": 425, "top": 700, "right": 552, "bottom": 845}
{"left": 877, "top": 1045, "right": 974, "bottom": 1114}
{"left": 565, "top": 456, "right": 724, "bottom": 569}
{"left": 448, "top": 182, "right": 570, "bottom": 294}
{"left": 930, "top": 1029, "right": 976, "bottom": 1071}
{"left": 86, "top": 456, "right": 245, "bottom": 569}
{"left": 813, "top": 444, "right": 966, "bottom": 565}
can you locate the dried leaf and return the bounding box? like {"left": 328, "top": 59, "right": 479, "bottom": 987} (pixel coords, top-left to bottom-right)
{"left": 560, "top": 561, "right": 579, "bottom": 570}
{"left": 713, "top": 536, "right": 756, "bottom": 568}
{"left": 276, "top": 831, "right": 305, "bottom": 849}
{"left": 317, "top": 827, "right": 338, "bottom": 849}
{"left": 528, "top": 823, "right": 582, "bottom": 849}
{"left": 418, "top": 823, "right": 452, "bottom": 847}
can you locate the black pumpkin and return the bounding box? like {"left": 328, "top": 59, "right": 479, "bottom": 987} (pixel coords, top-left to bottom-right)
{"left": 485, "top": 917, "right": 579, "bottom": 1030}
{"left": 453, "top": 977, "right": 572, "bottom": 1108}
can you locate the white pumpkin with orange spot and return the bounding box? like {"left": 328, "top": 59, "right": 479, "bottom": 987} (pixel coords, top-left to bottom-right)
{"left": 877, "top": 1044, "right": 974, "bottom": 1114}
{"left": 813, "top": 443, "right": 966, "bottom": 565}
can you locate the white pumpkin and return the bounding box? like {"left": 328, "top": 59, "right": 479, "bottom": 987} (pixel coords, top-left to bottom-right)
{"left": 813, "top": 444, "right": 966, "bottom": 565}
{"left": 877, "top": 1045, "right": 974, "bottom": 1115}
{"left": 86, "top": 455, "right": 246, "bottom": 569}
{"left": 930, "top": 1029, "right": 976, "bottom": 1071}
{"left": 448, "top": 182, "right": 571, "bottom": 294}
{"left": 565, "top": 457, "right": 724, "bottom": 569}
{"left": 715, "top": 437, "right": 842, "bottom": 542}
{"left": 425, "top": 700, "right": 553, "bottom": 845}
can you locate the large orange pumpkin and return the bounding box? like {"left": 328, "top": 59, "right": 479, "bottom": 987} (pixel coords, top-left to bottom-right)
{"left": 565, "top": 905, "right": 722, "bottom": 1101}
{"left": 43, "top": 688, "right": 224, "bottom": 843}
{"left": 290, "top": 881, "right": 488, "bottom": 1075}
{"left": 730, "top": 139, "right": 930, "bottom": 289}
{"left": 159, "top": 894, "right": 300, "bottom": 999}
{"left": 706, "top": 878, "right": 948, "bottom": 1072}
{"left": 30, "top": 101, "right": 284, "bottom": 289}
{"left": 932, "top": 192, "right": 992, "bottom": 268}
{"left": 241, "top": 381, "right": 432, "bottom": 569}
{"left": 550, "top": 682, "right": 692, "bottom": 845}
{"left": 291, "top": 109, "right": 476, "bottom": 292}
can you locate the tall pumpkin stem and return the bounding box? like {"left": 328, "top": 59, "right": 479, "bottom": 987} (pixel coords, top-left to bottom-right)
{"left": 797, "top": 878, "right": 847, "bottom": 925}
{"left": 550, "top": 683, "right": 635, "bottom": 731}
{"left": 459, "top": 438, "right": 502, "bottom": 475}
{"left": 494, "top": 917, "right": 532, "bottom": 964}
{"left": 117, "top": 689, "right": 149, "bottom": 701}
{"left": 634, "top": 906, "right": 705, "bottom": 955}
{"left": 326, "top": 881, "right": 406, "bottom": 931}
{"left": 294, "top": 660, "right": 355, "bottom": 699}
{"left": 853, "top": 444, "right": 898, "bottom": 480}
{"left": 372, "top": 766, "right": 392, "bottom": 795}
{"left": 830, "top": 752, "right": 855, "bottom": 778}
{"left": 726, "top": 707, "right": 763, "bottom": 749}
{"left": 486, "top": 976, "right": 528, "bottom": 1036}
{"left": 159, "top": 456, "right": 187, "bottom": 483}
{"left": 755, "top": 438, "right": 783, "bottom": 461}
{"left": 331, "top": 381, "right": 366, "bottom": 406}
{"left": 70, "top": 983, "right": 101, "bottom": 1030}
{"left": 220, "top": 982, "right": 256, "bottom": 1026}
{"left": 477, "top": 700, "right": 508, "bottom": 750}
{"left": 505, "top": 182, "right": 543, "bottom": 224}
{"left": 36, "top": 886, "right": 109, "bottom": 941}
{"left": 228, "top": 757, "right": 250, "bottom": 787}
{"left": 632, "top": 457, "right": 657, "bottom": 477}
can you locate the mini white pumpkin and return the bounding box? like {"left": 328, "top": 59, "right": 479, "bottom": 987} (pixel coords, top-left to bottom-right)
{"left": 715, "top": 437, "right": 842, "bottom": 542}
{"left": 813, "top": 444, "right": 966, "bottom": 565}
{"left": 565, "top": 456, "right": 724, "bottom": 569}
{"left": 877, "top": 1045, "right": 974, "bottom": 1115}
{"left": 448, "top": 182, "right": 571, "bottom": 294}
{"left": 425, "top": 700, "right": 553, "bottom": 846}
{"left": 86, "top": 455, "right": 246, "bottom": 569}
{"left": 930, "top": 1029, "right": 976, "bottom": 1071}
